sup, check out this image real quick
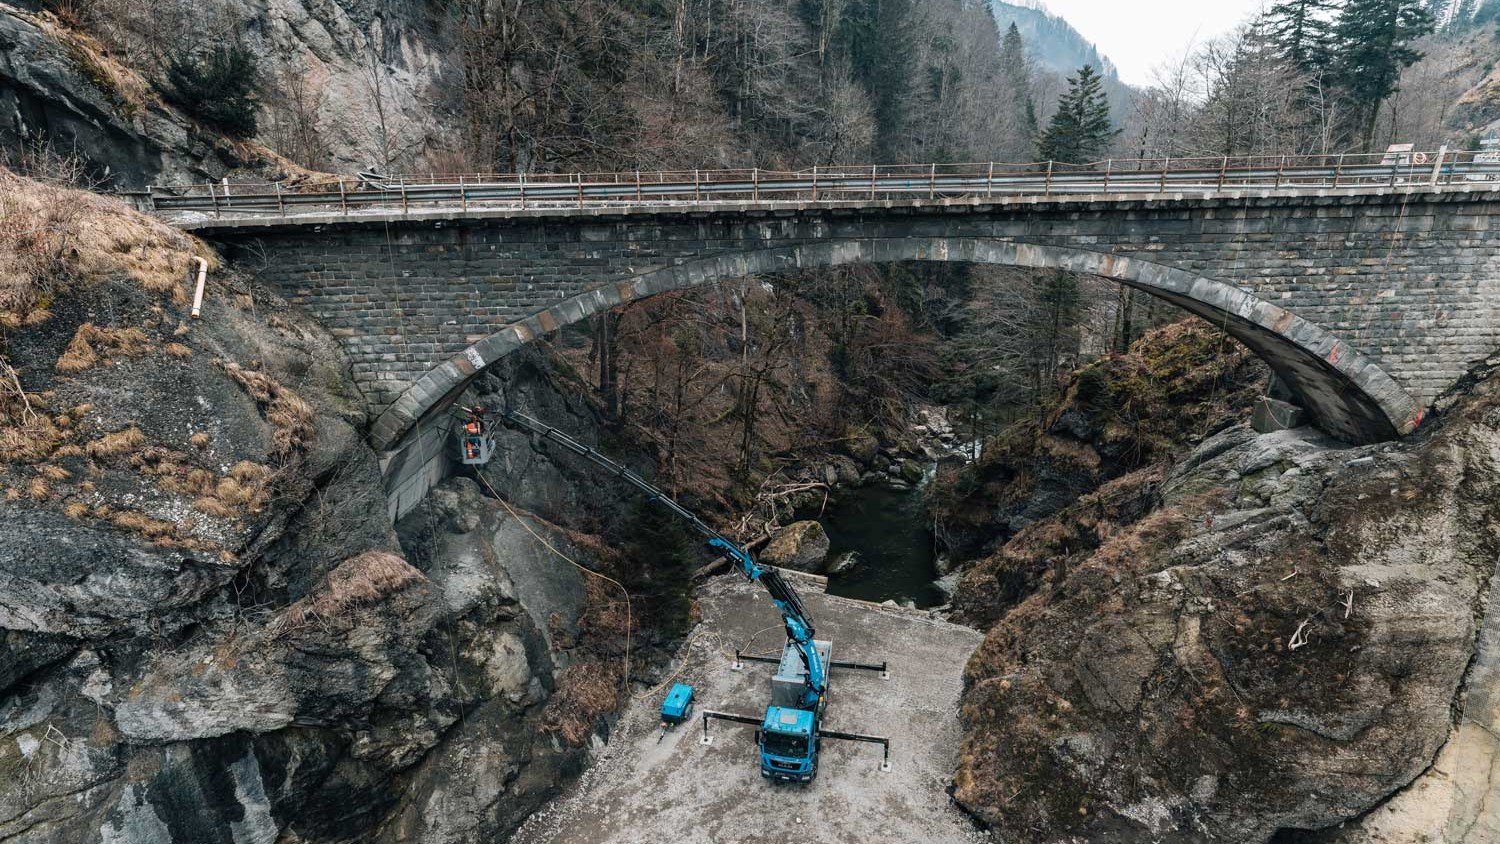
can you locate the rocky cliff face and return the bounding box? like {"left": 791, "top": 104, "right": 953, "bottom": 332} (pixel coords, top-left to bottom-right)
{"left": 0, "top": 0, "right": 447, "bottom": 188}
{"left": 0, "top": 4, "right": 318, "bottom": 188}
{"left": 0, "top": 174, "right": 621, "bottom": 843}
{"left": 951, "top": 360, "right": 1500, "bottom": 842}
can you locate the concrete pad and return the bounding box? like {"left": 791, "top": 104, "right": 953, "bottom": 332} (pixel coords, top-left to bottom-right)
{"left": 1252, "top": 396, "right": 1308, "bottom": 434}
{"left": 512, "top": 575, "right": 985, "bottom": 844}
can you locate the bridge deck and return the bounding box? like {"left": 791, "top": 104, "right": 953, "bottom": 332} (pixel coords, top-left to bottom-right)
{"left": 160, "top": 181, "right": 1500, "bottom": 235}
{"left": 144, "top": 150, "right": 1500, "bottom": 230}
{"left": 511, "top": 573, "right": 985, "bottom": 844}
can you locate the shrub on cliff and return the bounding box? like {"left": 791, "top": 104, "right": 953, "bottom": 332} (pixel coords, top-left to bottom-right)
{"left": 161, "top": 45, "right": 259, "bottom": 138}
{"left": 928, "top": 320, "right": 1266, "bottom": 563}
{"left": 620, "top": 497, "right": 699, "bottom": 638}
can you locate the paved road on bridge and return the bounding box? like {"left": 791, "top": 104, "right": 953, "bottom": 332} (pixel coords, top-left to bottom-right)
{"left": 144, "top": 150, "right": 1500, "bottom": 225}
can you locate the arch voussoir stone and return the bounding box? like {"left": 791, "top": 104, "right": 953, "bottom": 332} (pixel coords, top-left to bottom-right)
{"left": 370, "top": 236, "right": 1423, "bottom": 453}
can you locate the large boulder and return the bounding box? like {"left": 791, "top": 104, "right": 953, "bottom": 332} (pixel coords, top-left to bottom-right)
{"left": 843, "top": 433, "right": 880, "bottom": 464}
{"left": 952, "top": 370, "right": 1500, "bottom": 843}
{"left": 761, "top": 521, "right": 831, "bottom": 573}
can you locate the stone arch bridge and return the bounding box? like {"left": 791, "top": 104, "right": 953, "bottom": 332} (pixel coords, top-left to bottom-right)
{"left": 183, "top": 189, "right": 1500, "bottom": 517}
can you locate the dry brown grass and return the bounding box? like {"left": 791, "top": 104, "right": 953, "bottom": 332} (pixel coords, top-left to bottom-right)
{"left": 108, "top": 509, "right": 178, "bottom": 541}
{"left": 270, "top": 552, "right": 424, "bottom": 635}
{"left": 220, "top": 362, "right": 276, "bottom": 404}
{"left": 543, "top": 659, "right": 624, "bottom": 746}
{"left": 189, "top": 432, "right": 210, "bottom": 448}
{"left": 27, "top": 476, "right": 51, "bottom": 501}
{"left": 165, "top": 460, "right": 272, "bottom": 520}
{"left": 36, "top": 464, "right": 70, "bottom": 482}
{"left": 213, "top": 477, "right": 255, "bottom": 506}
{"left": 183, "top": 467, "right": 216, "bottom": 494}
{"left": 192, "top": 496, "right": 239, "bottom": 519}
{"left": 0, "top": 167, "right": 211, "bottom": 326}
{"left": 163, "top": 342, "right": 192, "bottom": 359}
{"left": 30, "top": 12, "right": 151, "bottom": 113}
{"left": 55, "top": 331, "right": 98, "bottom": 373}
{"left": 84, "top": 426, "right": 144, "bottom": 459}
{"left": 229, "top": 461, "right": 271, "bottom": 483}
{"left": 55, "top": 323, "right": 153, "bottom": 373}
{"left": 222, "top": 362, "right": 315, "bottom": 460}
{"left": 0, "top": 417, "right": 65, "bottom": 463}
{"left": 1038, "top": 435, "right": 1102, "bottom": 471}
{"left": 0, "top": 377, "right": 68, "bottom": 464}
{"left": 63, "top": 500, "right": 88, "bottom": 518}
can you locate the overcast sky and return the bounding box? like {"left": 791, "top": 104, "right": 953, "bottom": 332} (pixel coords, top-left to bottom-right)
{"left": 1041, "top": 0, "right": 1269, "bottom": 86}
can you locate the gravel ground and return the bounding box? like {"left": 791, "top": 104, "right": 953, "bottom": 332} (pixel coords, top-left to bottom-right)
{"left": 512, "top": 573, "right": 987, "bottom": 844}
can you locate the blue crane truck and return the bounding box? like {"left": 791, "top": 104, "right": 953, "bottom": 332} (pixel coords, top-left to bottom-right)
{"left": 495, "top": 408, "right": 891, "bottom": 782}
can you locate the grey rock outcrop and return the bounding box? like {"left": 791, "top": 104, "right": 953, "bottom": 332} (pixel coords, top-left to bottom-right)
{"left": 0, "top": 256, "right": 612, "bottom": 843}
{"left": 380, "top": 476, "right": 600, "bottom": 844}
{"left": 0, "top": 1, "right": 452, "bottom": 187}
{"left": 0, "top": 6, "right": 253, "bottom": 187}
{"left": 952, "top": 367, "right": 1500, "bottom": 842}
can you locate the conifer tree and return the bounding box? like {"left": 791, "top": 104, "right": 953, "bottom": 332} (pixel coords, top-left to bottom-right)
{"left": 1265, "top": 0, "right": 1339, "bottom": 72}
{"left": 1035, "top": 65, "right": 1117, "bottom": 163}
{"left": 1032, "top": 270, "right": 1081, "bottom": 400}
{"left": 1332, "top": 0, "right": 1436, "bottom": 149}
{"left": 998, "top": 22, "right": 1037, "bottom": 151}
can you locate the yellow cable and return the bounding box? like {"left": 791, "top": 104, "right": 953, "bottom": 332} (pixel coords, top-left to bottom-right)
{"left": 475, "top": 472, "right": 634, "bottom": 700}
{"left": 630, "top": 628, "right": 720, "bottom": 701}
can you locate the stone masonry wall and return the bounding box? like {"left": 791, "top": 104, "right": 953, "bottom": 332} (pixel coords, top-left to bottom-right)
{"left": 212, "top": 191, "right": 1500, "bottom": 419}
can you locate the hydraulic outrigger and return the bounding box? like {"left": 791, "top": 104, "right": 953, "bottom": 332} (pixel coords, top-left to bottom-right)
{"left": 491, "top": 408, "right": 891, "bottom": 782}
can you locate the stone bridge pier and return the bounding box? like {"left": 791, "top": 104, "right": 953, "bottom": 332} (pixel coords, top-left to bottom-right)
{"left": 192, "top": 190, "right": 1500, "bottom": 516}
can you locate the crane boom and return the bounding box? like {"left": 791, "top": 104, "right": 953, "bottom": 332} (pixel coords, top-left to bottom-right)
{"left": 497, "top": 409, "right": 827, "bottom": 707}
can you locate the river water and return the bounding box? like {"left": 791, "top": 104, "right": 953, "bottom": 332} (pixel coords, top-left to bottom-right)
{"left": 820, "top": 477, "right": 945, "bottom": 609}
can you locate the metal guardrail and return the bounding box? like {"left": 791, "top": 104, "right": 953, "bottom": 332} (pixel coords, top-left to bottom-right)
{"left": 138, "top": 151, "right": 1500, "bottom": 221}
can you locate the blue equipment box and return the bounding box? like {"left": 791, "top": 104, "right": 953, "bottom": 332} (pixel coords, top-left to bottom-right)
{"left": 661, "top": 683, "right": 695, "bottom": 724}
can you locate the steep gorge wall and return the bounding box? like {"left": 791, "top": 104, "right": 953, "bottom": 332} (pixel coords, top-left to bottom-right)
{"left": 0, "top": 177, "right": 627, "bottom": 843}
{"left": 943, "top": 333, "right": 1500, "bottom": 842}
{"left": 0, "top": 3, "right": 331, "bottom": 187}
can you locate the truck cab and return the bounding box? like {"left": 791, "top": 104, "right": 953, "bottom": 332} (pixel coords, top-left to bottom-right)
{"left": 757, "top": 638, "right": 832, "bottom": 782}
{"left": 759, "top": 707, "right": 817, "bottom": 782}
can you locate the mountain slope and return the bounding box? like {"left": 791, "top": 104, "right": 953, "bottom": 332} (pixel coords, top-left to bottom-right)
{"left": 989, "top": 0, "right": 1119, "bottom": 79}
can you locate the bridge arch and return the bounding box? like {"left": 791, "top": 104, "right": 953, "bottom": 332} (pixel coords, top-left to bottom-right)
{"left": 369, "top": 237, "right": 1423, "bottom": 452}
